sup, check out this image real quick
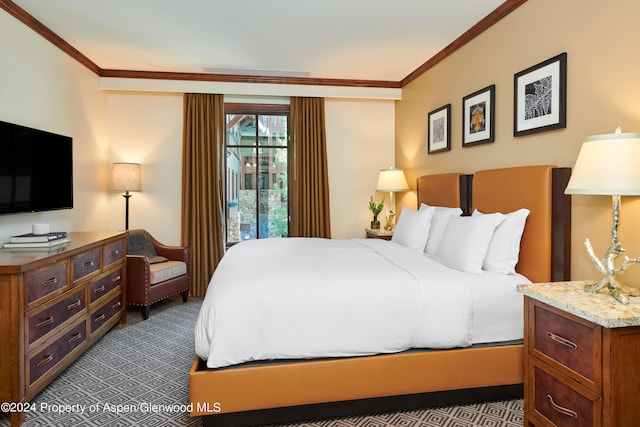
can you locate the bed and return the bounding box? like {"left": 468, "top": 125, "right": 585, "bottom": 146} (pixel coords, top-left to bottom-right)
{"left": 189, "top": 164, "right": 571, "bottom": 426}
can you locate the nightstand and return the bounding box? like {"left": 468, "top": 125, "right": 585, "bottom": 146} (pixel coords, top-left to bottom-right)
{"left": 364, "top": 228, "right": 393, "bottom": 240}
{"left": 517, "top": 281, "right": 640, "bottom": 427}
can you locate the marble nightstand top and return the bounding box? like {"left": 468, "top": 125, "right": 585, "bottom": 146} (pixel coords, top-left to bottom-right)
{"left": 517, "top": 280, "right": 640, "bottom": 328}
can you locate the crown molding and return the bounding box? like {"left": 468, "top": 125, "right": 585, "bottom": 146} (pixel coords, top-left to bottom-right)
{"left": 2, "top": 0, "right": 527, "bottom": 90}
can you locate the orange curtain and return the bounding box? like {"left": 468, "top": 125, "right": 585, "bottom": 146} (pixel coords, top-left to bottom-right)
{"left": 181, "top": 93, "right": 225, "bottom": 297}
{"left": 289, "top": 97, "right": 331, "bottom": 238}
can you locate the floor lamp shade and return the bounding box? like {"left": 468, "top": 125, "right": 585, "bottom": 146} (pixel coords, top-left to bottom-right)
{"left": 111, "top": 162, "right": 142, "bottom": 192}
{"left": 111, "top": 163, "right": 141, "bottom": 230}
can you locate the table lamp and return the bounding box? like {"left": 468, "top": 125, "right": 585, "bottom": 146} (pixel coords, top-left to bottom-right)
{"left": 376, "top": 167, "right": 409, "bottom": 231}
{"left": 111, "top": 162, "right": 142, "bottom": 230}
{"left": 564, "top": 127, "right": 640, "bottom": 304}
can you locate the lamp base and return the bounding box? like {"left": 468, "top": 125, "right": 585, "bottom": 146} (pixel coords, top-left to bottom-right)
{"left": 583, "top": 195, "right": 640, "bottom": 304}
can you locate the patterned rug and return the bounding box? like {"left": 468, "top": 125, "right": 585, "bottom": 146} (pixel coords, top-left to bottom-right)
{"left": 1, "top": 298, "right": 524, "bottom": 427}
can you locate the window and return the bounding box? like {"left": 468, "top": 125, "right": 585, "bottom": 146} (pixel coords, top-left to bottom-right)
{"left": 225, "top": 105, "right": 289, "bottom": 245}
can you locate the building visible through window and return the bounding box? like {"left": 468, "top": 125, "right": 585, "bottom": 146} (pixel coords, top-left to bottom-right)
{"left": 225, "top": 108, "right": 288, "bottom": 246}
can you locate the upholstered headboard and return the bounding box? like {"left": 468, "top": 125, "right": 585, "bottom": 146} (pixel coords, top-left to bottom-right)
{"left": 417, "top": 173, "right": 472, "bottom": 214}
{"left": 473, "top": 165, "right": 571, "bottom": 283}
{"left": 417, "top": 165, "right": 571, "bottom": 283}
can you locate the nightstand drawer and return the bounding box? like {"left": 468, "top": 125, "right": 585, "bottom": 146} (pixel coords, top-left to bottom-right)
{"left": 533, "top": 303, "right": 600, "bottom": 384}
{"left": 532, "top": 362, "right": 600, "bottom": 426}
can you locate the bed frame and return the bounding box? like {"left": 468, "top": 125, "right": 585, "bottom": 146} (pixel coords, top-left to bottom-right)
{"left": 190, "top": 164, "right": 571, "bottom": 426}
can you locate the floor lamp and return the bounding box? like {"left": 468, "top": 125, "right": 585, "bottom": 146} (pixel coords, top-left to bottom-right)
{"left": 111, "top": 162, "right": 141, "bottom": 230}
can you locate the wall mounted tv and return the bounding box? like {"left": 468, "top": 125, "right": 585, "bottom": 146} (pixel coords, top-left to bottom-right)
{"left": 0, "top": 120, "right": 73, "bottom": 215}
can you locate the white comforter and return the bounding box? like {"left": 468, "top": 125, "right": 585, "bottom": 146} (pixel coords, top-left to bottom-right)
{"left": 195, "top": 237, "right": 484, "bottom": 368}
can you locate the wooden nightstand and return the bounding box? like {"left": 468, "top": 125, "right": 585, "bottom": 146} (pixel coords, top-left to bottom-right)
{"left": 364, "top": 228, "right": 393, "bottom": 240}
{"left": 517, "top": 281, "right": 640, "bottom": 427}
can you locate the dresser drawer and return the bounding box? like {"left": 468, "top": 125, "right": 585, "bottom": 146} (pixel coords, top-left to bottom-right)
{"left": 72, "top": 249, "right": 101, "bottom": 282}
{"left": 533, "top": 304, "right": 600, "bottom": 384}
{"left": 27, "top": 320, "right": 87, "bottom": 386}
{"left": 103, "top": 240, "right": 124, "bottom": 267}
{"left": 532, "top": 362, "right": 600, "bottom": 426}
{"left": 27, "top": 288, "right": 86, "bottom": 346}
{"left": 25, "top": 261, "right": 69, "bottom": 306}
{"left": 89, "top": 268, "right": 123, "bottom": 304}
{"left": 90, "top": 293, "right": 123, "bottom": 334}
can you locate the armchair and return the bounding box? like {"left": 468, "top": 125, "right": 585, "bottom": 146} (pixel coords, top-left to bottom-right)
{"left": 126, "top": 229, "right": 191, "bottom": 320}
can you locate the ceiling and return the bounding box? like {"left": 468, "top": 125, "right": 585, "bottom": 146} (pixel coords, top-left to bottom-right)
{"left": 11, "top": 0, "right": 507, "bottom": 83}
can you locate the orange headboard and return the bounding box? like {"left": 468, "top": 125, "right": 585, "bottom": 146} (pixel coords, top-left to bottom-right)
{"left": 417, "top": 173, "right": 471, "bottom": 213}
{"left": 472, "top": 165, "right": 571, "bottom": 283}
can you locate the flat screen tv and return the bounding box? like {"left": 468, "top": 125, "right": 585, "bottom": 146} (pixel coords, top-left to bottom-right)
{"left": 0, "top": 120, "right": 73, "bottom": 215}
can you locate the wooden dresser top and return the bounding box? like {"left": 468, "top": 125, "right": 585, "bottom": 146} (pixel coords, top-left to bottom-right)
{"left": 0, "top": 231, "right": 127, "bottom": 273}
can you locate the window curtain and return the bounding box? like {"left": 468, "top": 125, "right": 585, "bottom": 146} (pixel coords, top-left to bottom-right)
{"left": 181, "top": 93, "right": 225, "bottom": 297}
{"left": 289, "top": 97, "right": 331, "bottom": 238}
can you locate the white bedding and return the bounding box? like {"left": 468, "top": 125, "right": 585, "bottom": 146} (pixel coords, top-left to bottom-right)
{"left": 195, "top": 238, "right": 529, "bottom": 369}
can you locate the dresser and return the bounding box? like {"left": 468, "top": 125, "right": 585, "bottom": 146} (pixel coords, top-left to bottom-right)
{"left": 0, "top": 231, "right": 127, "bottom": 427}
{"left": 518, "top": 281, "right": 640, "bottom": 427}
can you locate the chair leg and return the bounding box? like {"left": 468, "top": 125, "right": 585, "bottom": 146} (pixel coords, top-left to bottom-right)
{"left": 142, "top": 305, "right": 151, "bottom": 320}
{"left": 181, "top": 289, "right": 189, "bottom": 302}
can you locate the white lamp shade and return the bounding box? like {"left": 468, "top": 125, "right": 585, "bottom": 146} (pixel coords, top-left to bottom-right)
{"left": 111, "top": 163, "right": 142, "bottom": 192}
{"left": 565, "top": 132, "right": 640, "bottom": 196}
{"left": 376, "top": 168, "right": 409, "bottom": 192}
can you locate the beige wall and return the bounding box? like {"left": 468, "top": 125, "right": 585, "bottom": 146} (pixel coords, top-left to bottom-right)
{"left": 106, "top": 93, "right": 395, "bottom": 244}
{"left": 396, "top": 0, "right": 640, "bottom": 283}
{"left": 0, "top": 10, "right": 109, "bottom": 242}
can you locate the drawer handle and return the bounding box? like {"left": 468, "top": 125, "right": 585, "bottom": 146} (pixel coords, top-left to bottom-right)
{"left": 94, "top": 285, "right": 105, "bottom": 293}
{"left": 36, "top": 316, "right": 54, "bottom": 329}
{"left": 547, "top": 331, "right": 578, "bottom": 350}
{"left": 547, "top": 394, "right": 578, "bottom": 419}
{"left": 110, "top": 249, "right": 120, "bottom": 256}
{"left": 82, "top": 261, "right": 95, "bottom": 269}
{"left": 94, "top": 313, "right": 106, "bottom": 323}
{"left": 67, "top": 300, "right": 82, "bottom": 310}
{"left": 40, "top": 277, "right": 58, "bottom": 287}
{"left": 112, "top": 275, "right": 121, "bottom": 283}
{"left": 68, "top": 332, "right": 82, "bottom": 344}
{"left": 112, "top": 301, "right": 122, "bottom": 310}
{"left": 36, "top": 354, "right": 54, "bottom": 368}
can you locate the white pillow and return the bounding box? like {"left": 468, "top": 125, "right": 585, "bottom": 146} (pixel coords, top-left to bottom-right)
{"left": 435, "top": 213, "right": 505, "bottom": 274}
{"left": 472, "top": 208, "right": 530, "bottom": 274}
{"left": 391, "top": 205, "right": 435, "bottom": 252}
{"left": 423, "top": 205, "right": 463, "bottom": 256}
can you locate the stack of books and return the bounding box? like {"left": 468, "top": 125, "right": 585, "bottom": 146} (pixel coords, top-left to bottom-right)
{"left": 3, "top": 232, "right": 71, "bottom": 249}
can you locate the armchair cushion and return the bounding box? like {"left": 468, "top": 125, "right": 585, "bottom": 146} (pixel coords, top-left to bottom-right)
{"left": 150, "top": 260, "right": 187, "bottom": 285}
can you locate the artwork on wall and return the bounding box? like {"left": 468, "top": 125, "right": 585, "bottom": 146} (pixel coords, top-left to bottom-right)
{"left": 514, "top": 52, "right": 567, "bottom": 136}
{"left": 428, "top": 104, "right": 451, "bottom": 153}
{"left": 462, "top": 84, "right": 495, "bottom": 147}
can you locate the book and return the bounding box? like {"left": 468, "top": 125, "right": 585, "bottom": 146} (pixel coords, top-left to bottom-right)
{"left": 10, "top": 232, "right": 67, "bottom": 243}
{"left": 3, "top": 237, "right": 71, "bottom": 249}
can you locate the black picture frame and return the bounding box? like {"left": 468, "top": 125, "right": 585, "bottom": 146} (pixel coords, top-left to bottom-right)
{"left": 428, "top": 104, "right": 451, "bottom": 154}
{"left": 514, "top": 52, "right": 567, "bottom": 136}
{"left": 462, "top": 84, "right": 495, "bottom": 147}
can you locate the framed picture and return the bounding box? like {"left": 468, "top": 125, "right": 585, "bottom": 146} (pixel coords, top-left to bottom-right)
{"left": 514, "top": 52, "right": 567, "bottom": 136}
{"left": 428, "top": 104, "right": 451, "bottom": 154}
{"left": 462, "top": 84, "right": 495, "bottom": 147}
